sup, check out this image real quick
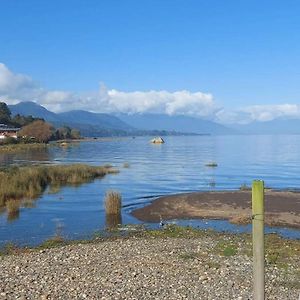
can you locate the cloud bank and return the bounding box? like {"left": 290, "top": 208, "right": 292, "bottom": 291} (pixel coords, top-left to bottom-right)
{"left": 216, "top": 104, "right": 300, "bottom": 124}
{"left": 0, "top": 63, "right": 218, "bottom": 118}
{"left": 1, "top": 63, "right": 300, "bottom": 124}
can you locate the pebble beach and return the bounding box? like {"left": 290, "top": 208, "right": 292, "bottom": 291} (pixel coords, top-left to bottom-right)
{"left": 0, "top": 230, "right": 299, "bottom": 299}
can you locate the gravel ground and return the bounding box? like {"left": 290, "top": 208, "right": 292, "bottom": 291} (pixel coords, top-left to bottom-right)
{"left": 0, "top": 235, "right": 299, "bottom": 300}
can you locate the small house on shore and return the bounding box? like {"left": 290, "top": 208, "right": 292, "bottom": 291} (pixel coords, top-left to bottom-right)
{"left": 0, "top": 124, "right": 20, "bottom": 139}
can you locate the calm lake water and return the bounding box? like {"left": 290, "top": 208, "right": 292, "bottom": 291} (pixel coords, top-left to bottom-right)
{"left": 1, "top": 135, "right": 300, "bottom": 246}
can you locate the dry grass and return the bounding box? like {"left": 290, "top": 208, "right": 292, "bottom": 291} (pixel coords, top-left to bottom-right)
{"left": 0, "top": 143, "right": 48, "bottom": 153}
{"left": 0, "top": 164, "right": 119, "bottom": 207}
{"left": 104, "top": 190, "right": 122, "bottom": 215}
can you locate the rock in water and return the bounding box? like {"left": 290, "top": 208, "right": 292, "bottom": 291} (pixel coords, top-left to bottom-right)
{"left": 150, "top": 137, "right": 165, "bottom": 144}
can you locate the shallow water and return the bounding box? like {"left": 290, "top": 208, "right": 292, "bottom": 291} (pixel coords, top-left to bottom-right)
{"left": 1, "top": 135, "right": 300, "bottom": 246}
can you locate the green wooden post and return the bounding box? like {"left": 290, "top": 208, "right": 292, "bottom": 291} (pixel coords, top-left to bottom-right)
{"left": 252, "top": 180, "right": 265, "bottom": 300}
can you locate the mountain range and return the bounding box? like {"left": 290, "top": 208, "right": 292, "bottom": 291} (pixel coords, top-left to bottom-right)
{"left": 8, "top": 102, "right": 234, "bottom": 136}
{"left": 116, "top": 113, "right": 234, "bottom": 135}
{"left": 8, "top": 101, "right": 300, "bottom": 136}
{"left": 9, "top": 102, "right": 134, "bottom": 137}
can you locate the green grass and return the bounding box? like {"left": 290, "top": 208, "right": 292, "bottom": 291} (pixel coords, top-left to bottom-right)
{"left": 0, "top": 164, "right": 119, "bottom": 207}
{"left": 145, "top": 224, "right": 207, "bottom": 238}
{"left": 39, "top": 236, "right": 65, "bottom": 249}
{"left": 214, "top": 240, "right": 238, "bottom": 256}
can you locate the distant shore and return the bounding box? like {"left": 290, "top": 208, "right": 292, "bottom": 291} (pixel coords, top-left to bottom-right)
{"left": 132, "top": 190, "right": 300, "bottom": 228}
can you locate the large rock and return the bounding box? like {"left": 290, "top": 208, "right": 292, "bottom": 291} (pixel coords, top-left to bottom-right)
{"left": 150, "top": 137, "right": 165, "bottom": 144}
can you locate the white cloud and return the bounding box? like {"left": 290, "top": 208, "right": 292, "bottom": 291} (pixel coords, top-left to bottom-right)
{"left": 241, "top": 104, "right": 300, "bottom": 122}
{"left": 2, "top": 63, "right": 300, "bottom": 124}
{"left": 106, "top": 89, "right": 216, "bottom": 116}
{"left": 216, "top": 104, "right": 300, "bottom": 124}
{"left": 0, "top": 63, "right": 219, "bottom": 118}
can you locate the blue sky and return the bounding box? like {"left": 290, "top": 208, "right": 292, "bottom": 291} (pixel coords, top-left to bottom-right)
{"left": 1, "top": 1, "right": 300, "bottom": 123}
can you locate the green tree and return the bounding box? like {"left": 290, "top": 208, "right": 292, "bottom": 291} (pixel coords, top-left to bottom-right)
{"left": 0, "top": 102, "right": 11, "bottom": 124}
{"left": 70, "top": 129, "right": 81, "bottom": 139}
{"left": 56, "top": 126, "right": 71, "bottom": 139}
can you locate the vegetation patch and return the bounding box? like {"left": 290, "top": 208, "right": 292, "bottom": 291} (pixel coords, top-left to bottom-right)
{"left": 105, "top": 190, "right": 122, "bottom": 215}
{"left": 0, "top": 164, "right": 119, "bottom": 208}
{"left": 214, "top": 240, "right": 238, "bottom": 256}
{"left": 264, "top": 234, "right": 300, "bottom": 266}
{"left": 145, "top": 224, "right": 208, "bottom": 238}
{"left": 0, "top": 142, "right": 48, "bottom": 153}
{"left": 105, "top": 190, "right": 122, "bottom": 229}
{"left": 38, "top": 236, "right": 66, "bottom": 249}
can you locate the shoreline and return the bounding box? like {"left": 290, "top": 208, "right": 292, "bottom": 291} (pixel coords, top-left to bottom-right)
{"left": 131, "top": 190, "right": 300, "bottom": 228}
{"left": 0, "top": 227, "right": 299, "bottom": 299}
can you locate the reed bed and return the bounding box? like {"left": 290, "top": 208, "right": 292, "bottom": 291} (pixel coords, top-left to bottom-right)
{"left": 0, "top": 164, "right": 119, "bottom": 207}
{"left": 0, "top": 143, "right": 48, "bottom": 153}
{"left": 105, "top": 190, "right": 122, "bottom": 215}
{"left": 105, "top": 190, "right": 122, "bottom": 229}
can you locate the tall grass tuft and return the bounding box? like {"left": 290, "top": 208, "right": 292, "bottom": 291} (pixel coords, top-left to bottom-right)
{"left": 106, "top": 213, "right": 122, "bottom": 229}
{"left": 104, "top": 190, "right": 122, "bottom": 229}
{"left": 105, "top": 190, "right": 122, "bottom": 215}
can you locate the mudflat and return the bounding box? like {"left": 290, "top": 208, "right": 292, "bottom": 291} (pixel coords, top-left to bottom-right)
{"left": 131, "top": 190, "right": 300, "bottom": 228}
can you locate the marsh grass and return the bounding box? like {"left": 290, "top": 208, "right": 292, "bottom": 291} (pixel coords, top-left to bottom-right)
{"left": 105, "top": 191, "right": 122, "bottom": 229}
{"left": 105, "top": 190, "right": 122, "bottom": 215}
{"left": 106, "top": 213, "right": 122, "bottom": 229}
{"left": 0, "top": 164, "right": 119, "bottom": 208}
{"left": 0, "top": 143, "right": 48, "bottom": 153}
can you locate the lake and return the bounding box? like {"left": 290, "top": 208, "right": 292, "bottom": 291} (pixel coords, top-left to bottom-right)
{"left": 1, "top": 135, "right": 300, "bottom": 246}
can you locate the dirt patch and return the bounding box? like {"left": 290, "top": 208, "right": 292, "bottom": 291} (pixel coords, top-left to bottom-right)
{"left": 131, "top": 190, "right": 300, "bottom": 228}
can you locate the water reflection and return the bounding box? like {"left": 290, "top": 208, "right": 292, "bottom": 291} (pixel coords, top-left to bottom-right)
{"left": 0, "top": 147, "right": 52, "bottom": 167}
{"left": 105, "top": 213, "right": 122, "bottom": 229}
{"left": 5, "top": 200, "right": 21, "bottom": 222}
{"left": 7, "top": 209, "right": 20, "bottom": 222}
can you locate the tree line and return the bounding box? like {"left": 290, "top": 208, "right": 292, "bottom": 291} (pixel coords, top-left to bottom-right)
{"left": 0, "top": 102, "right": 81, "bottom": 143}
